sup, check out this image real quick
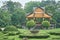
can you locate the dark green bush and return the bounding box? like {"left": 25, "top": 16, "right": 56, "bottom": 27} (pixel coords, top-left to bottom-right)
{"left": 26, "top": 20, "right": 36, "bottom": 29}
{"left": 4, "top": 25, "right": 18, "bottom": 31}
{"left": 42, "top": 21, "right": 50, "bottom": 28}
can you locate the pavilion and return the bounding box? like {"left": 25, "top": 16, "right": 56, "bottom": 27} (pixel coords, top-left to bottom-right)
{"left": 26, "top": 7, "right": 51, "bottom": 23}
{"left": 26, "top": 7, "right": 57, "bottom": 29}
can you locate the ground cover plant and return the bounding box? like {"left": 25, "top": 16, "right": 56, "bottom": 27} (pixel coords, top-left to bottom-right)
{"left": 0, "top": 28, "right": 60, "bottom": 40}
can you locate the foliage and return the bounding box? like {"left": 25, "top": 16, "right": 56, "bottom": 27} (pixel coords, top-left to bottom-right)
{"left": 26, "top": 20, "right": 36, "bottom": 29}
{"left": 49, "top": 32, "right": 60, "bottom": 35}
{"left": 19, "top": 29, "right": 50, "bottom": 38}
{"left": 4, "top": 25, "right": 18, "bottom": 31}
{"left": 1, "top": 0, "right": 22, "bottom": 13}
{"left": 0, "top": 0, "right": 26, "bottom": 27}
{"left": 50, "top": 18, "right": 57, "bottom": 24}
{"left": 42, "top": 21, "right": 50, "bottom": 27}
{"left": 7, "top": 32, "right": 17, "bottom": 36}
{"left": 16, "top": 24, "right": 22, "bottom": 28}
{"left": 0, "top": 10, "right": 12, "bottom": 27}
{"left": 40, "top": 0, "right": 60, "bottom": 24}
{"left": 18, "top": 28, "right": 60, "bottom": 40}
{"left": 19, "top": 34, "right": 49, "bottom": 38}
{"left": 53, "top": 10, "right": 60, "bottom": 23}
{"left": 36, "top": 18, "right": 43, "bottom": 23}
{"left": 48, "top": 28, "right": 60, "bottom": 35}
{"left": 0, "top": 28, "right": 60, "bottom": 40}
{"left": 11, "top": 8, "right": 26, "bottom": 26}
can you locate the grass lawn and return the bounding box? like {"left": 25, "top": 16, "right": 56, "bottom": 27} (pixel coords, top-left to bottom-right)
{"left": 0, "top": 28, "right": 60, "bottom": 40}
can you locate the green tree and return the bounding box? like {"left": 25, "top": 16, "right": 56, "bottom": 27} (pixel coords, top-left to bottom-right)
{"left": 4, "top": 0, "right": 14, "bottom": 13}
{"left": 14, "top": 2, "right": 22, "bottom": 9}
{"left": 0, "top": 9, "right": 12, "bottom": 27}
{"left": 1, "top": 0, "right": 22, "bottom": 13}
{"left": 53, "top": 9, "right": 60, "bottom": 23}
{"left": 11, "top": 8, "right": 26, "bottom": 26}
{"left": 0, "top": 0, "right": 24, "bottom": 27}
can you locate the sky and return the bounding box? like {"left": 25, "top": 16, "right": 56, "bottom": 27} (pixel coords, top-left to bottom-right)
{"left": 0, "top": 0, "right": 59, "bottom": 8}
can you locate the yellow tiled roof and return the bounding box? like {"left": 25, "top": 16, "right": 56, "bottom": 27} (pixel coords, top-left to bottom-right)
{"left": 27, "top": 7, "right": 51, "bottom": 18}
{"left": 27, "top": 13, "right": 51, "bottom": 18}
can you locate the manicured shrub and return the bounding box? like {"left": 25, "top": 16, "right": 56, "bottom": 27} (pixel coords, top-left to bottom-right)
{"left": 2, "top": 31, "right": 8, "bottom": 34}
{"left": 26, "top": 20, "right": 36, "bottom": 29}
{"left": 52, "top": 38, "right": 60, "bottom": 40}
{"left": 19, "top": 34, "right": 50, "bottom": 38}
{"left": 7, "top": 32, "right": 16, "bottom": 36}
{"left": 5, "top": 31, "right": 20, "bottom": 36}
{"left": 4, "top": 25, "right": 18, "bottom": 31}
{"left": 3, "top": 36, "right": 8, "bottom": 39}
{"left": 49, "top": 32, "right": 60, "bottom": 35}
{"left": 42, "top": 21, "right": 50, "bottom": 28}
{"left": 16, "top": 31, "right": 21, "bottom": 35}
{"left": 48, "top": 28, "right": 60, "bottom": 35}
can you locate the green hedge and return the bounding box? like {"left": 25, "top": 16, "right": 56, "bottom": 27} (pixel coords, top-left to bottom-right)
{"left": 0, "top": 38, "right": 13, "bottom": 40}
{"left": 19, "top": 34, "right": 50, "bottom": 38}
{"left": 5, "top": 31, "right": 21, "bottom": 36}
{"left": 49, "top": 32, "right": 60, "bottom": 35}
{"left": 48, "top": 29, "right": 60, "bottom": 35}
{"left": 2, "top": 31, "right": 8, "bottom": 34}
